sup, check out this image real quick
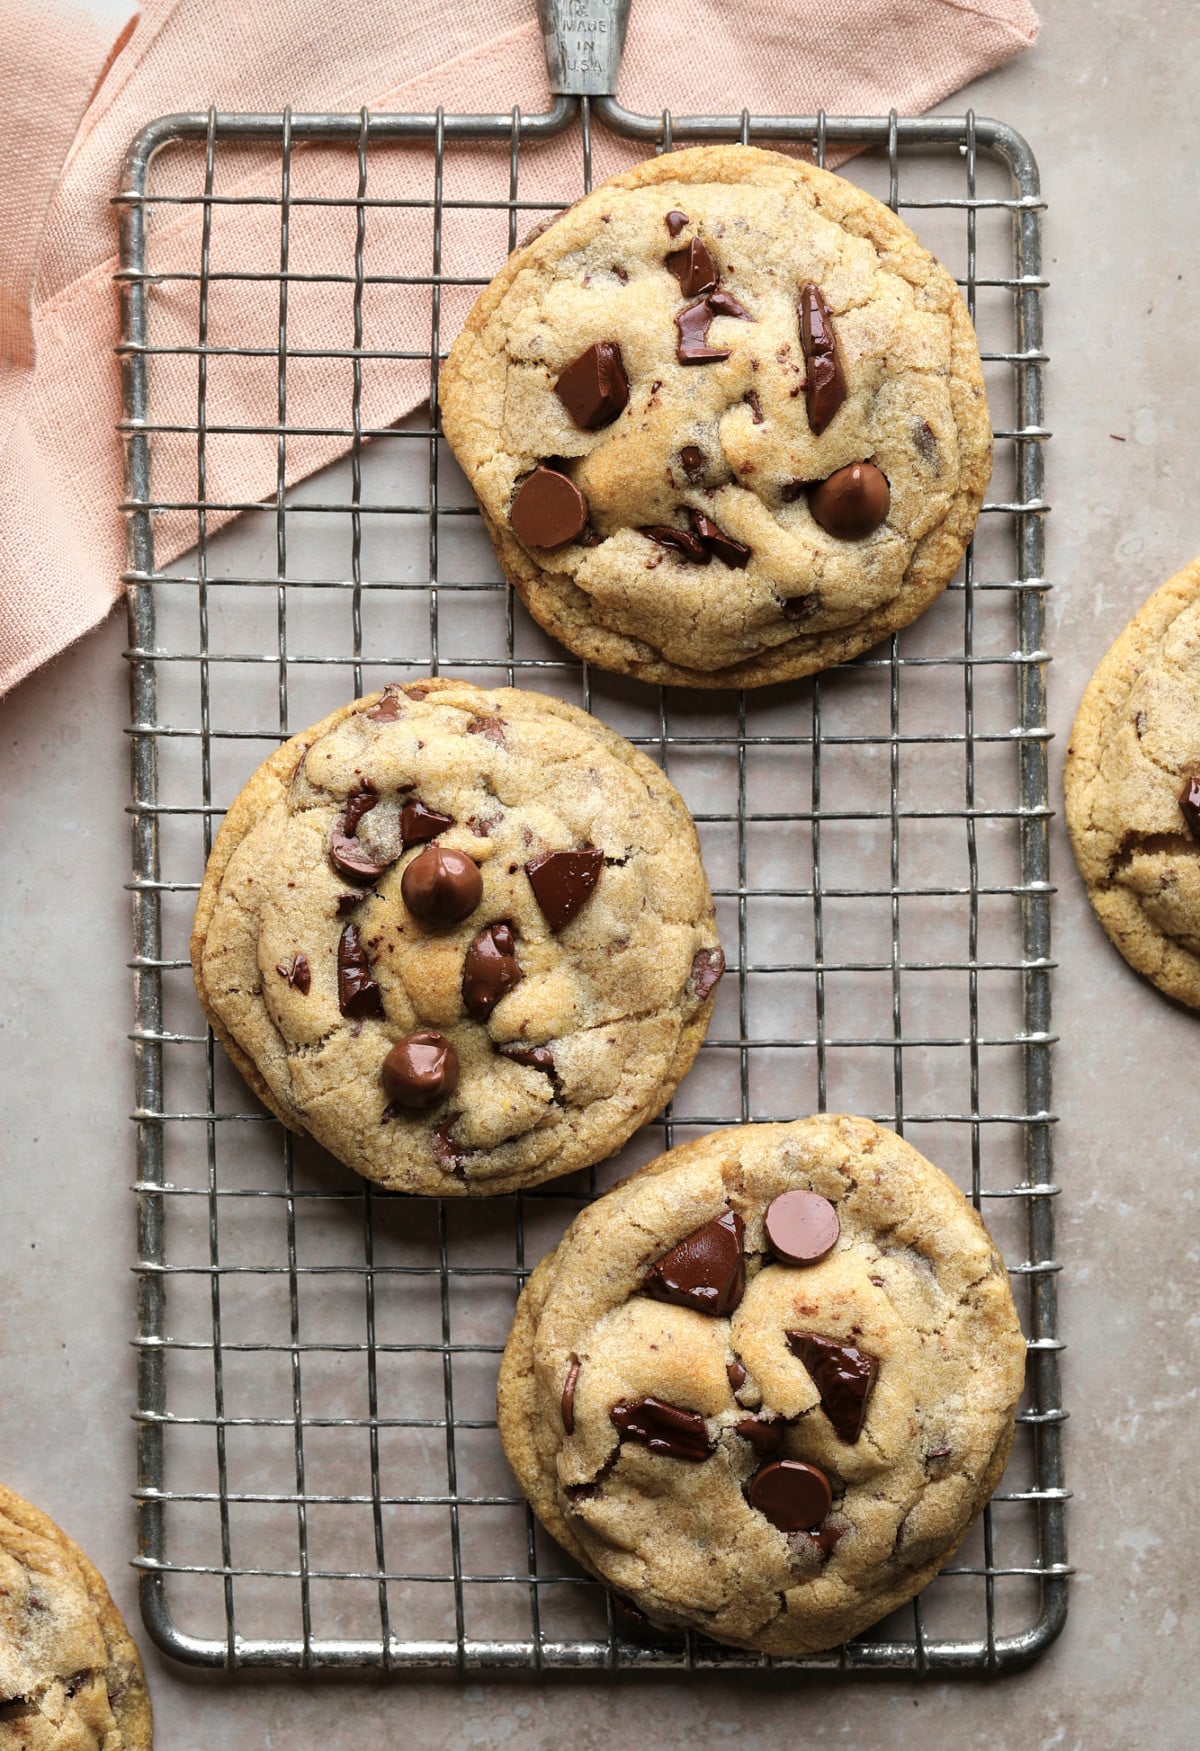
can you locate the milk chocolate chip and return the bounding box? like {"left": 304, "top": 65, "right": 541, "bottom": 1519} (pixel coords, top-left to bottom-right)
{"left": 462, "top": 922, "right": 523, "bottom": 1019}
{"left": 641, "top": 523, "right": 710, "bottom": 563}
{"left": 381, "top": 1029, "right": 459, "bottom": 1109}
{"left": 276, "top": 953, "right": 311, "bottom": 994}
{"left": 1180, "top": 772, "right": 1200, "bottom": 840}
{"left": 499, "top": 1041, "right": 556, "bottom": 1076}
{"left": 524, "top": 847, "right": 603, "bottom": 932}
{"left": 401, "top": 800, "right": 455, "bottom": 847}
{"left": 675, "top": 299, "right": 730, "bottom": 365}
{"left": 556, "top": 341, "right": 629, "bottom": 430}
{"left": 610, "top": 1397, "right": 713, "bottom": 1463}
{"left": 510, "top": 464, "right": 589, "bottom": 548}
{"left": 337, "top": 924, "right": 384, "bottom": 1019}
{"left": 809, "top": 462, "right": 890, "bottom": 540}
{"left": 665, "top": 209, "right": 689, "bottom": 237}
{"left": 667, "top": 237, "right": 718, "bottom": 298}
{"left": 401, "top": 845, "right": 483, "bottom": 928}
{"left": 689, "top": 509, "right": 751, "bottom": 569}
{"left": 748, "top": 1459, "right": 832, "bottom": 1532}
{"left": 798, "top": 281, "right": 847, "bottom": 435}
{"left": 645, "top": 1210, "right": 745, "bottom": 1316}
{"left": 764, "top": 1189, "right": 840, "bottom": 1265}
{"left": 788, "top": 1332, "right": 878, "bottom": 1444}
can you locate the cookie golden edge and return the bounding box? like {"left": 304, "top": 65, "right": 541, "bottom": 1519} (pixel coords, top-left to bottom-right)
{"left": 191, "top": 677, "right": 721, "bottom": 1195}
{"left": 496, "top": 1117, "right": 1025, "bottom": 1656}
{"left": 0, "top": 1483, "right": 153, "bottom": 1747}
{"left": 440, "top": 143, "right": 993, "bottom": 689}
{"left": 1064, "top": 555, "right": 1200, "bottom": 1009}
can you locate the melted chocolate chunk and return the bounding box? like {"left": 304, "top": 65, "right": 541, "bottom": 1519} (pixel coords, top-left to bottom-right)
{"left": 780, "top": 592, "right": 820, "bottom": 623}
{"left": 276, "top": 953, "right": 311, "bottom": 994}
{"left": 510, "top": 464, "right": 589, "bottom": 548}
{"left": 640, "top": 522, "right": 711, "bottom": 563}
{"left": 524, "top": 847, "right": 603, "bottom": 932}
{"left": 401, "top": 800, "right": 455, "bottom": 847}
{"left": 788, "top": 1331, "right": 878, "bottom": 1444}
{"left": 798, "top": 281, "right": 847, "bottom": 435}
{"left": 666, "top": 237, "right": 719, "bottom": 298}
{"left": 747, "top": 1459, "right": 832, "bottom": 1532}
{"left": 337, "top": 924, "right": 384, "bottom": 1019}
{"left": 665, "top": 209, "right": 689, "bottom": 237}
{"left": 734, "top": 1415, "right": 785, "bottom": 1457}
{"left": 401, "top": 845, "right": 483, "bottom": 928}
{"left": 429, "top": 1111, "right": 465, "bottom": 1170}
{"left": 462, "top": 922, "right": 523, "bottom": 1020}
{"left": 689, "top": 509, "right": 751, "bottom": 569}
{"left": 689, "top": 945, "right": 726, "bottom": 1000}
{"left": 343, "top": 788, "right": 379, "bottom": 835}
{"left": 466, "top": 714, "right": 506, "bottom": 744}
{"left": 679, "top": 444, "right": 707, "bottom": 482}
{"left": 707, "top": 289, "right": 750, "bottom": 320}
{"left": 363, "top": 690, "right": 403, "bottom": 721}
{"left": 499, "top": 1041, "right": 556, "bottom": 1076}
{"left": 1180, "top": 772, "right": 1200, "bottom": 840}
{"left": 381, "top": 1030, "right": 459, "bottom": 1109}
{"left": 675, "top": 299, "right": 730, "bottom": 366}
{"left": 329, "top": 788, "right": 398, "bottom": 883}
{"left": 745, "top": 389, "right": 764, "bottom": 424}
{"left": 727, "top": 1358, "right": 747, "bottom": 1393}
{"left": 556, "top": 340, "right": 629, "bottom": 430}
{"left": 610, "top": 1397, "right": 713, "bottom": 1463}
{"left": 808, "top": 1522, "right": 845, "bottom": 1559}
{"left": 764, "top": 1189, "right": 840, "bottom": 1265}
{"left": 808, "top": 462, "right": 890, "bottom": 540}
{"left": 561, "top": 1357, "right": 581, "bottom": 1433}
{"left": 645, "top": 1209, "right": 745, "bottom": 1316}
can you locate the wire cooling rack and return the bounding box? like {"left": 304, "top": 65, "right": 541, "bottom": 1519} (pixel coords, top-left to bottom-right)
{"left": 117, "top": 93, "right": 1066, "bottom": 1673}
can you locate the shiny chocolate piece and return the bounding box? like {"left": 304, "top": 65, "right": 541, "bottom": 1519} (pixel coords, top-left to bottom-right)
{"left": 336, "top": 891, "right": 364, "bottom": 916}
{"left": 798, "top": 281, "right": 847, "bottom": 435}
{"left": 808, "top": 462, "right": 890, "bottom": 540}
{"left": 337, "top": 924, "right": 384, "bottom": 1019}
{"left": 561, "top": 1358, "right": 581, "bottom": 1434}
{"left": 707, "top": 289, "right": 750, "bottom": 320}
{"left": 401, "top": 800, "right": 455, "bottom": 847}
{"left": 500, "top": 1041, "right": 556, "bottom": 1076}
{"left": 363, "top": 690, "right": 403, "bottom": 721}
{"left": 788, "top": 1331, "right": 877, "bottom": 1444}
{"left": 679, "top": 444, "right": 707, "bottom": 482}
{"left": 329, "top": 788, "right": 397, "bottom": 882}
{"left": 524, "top": 847, "right": 603, "bottom": 932}
{"left": 381, "top": 1029, "right": 459, "bottom": 1110}
{"left": 645, "top": 1209, "right": 745, "bottom": 1316}
{"left": 276, "top": 953, "right": 311, "bottom": 994}
{"left": 401, "top": 845, "right": 483, "bottom": 928}
{"left": 734, "top": 1416, "right": 785, "bottom": 1457}
{"left": 689, "top": 509, "right": 751, "bottom": 569}
{"left": 748, "top": 1459, "right": 832, "bottom": 1532}
{"left": 555, "top": 340, "right": 629, "bottom": 430}
{"left": 640, "top": 523, "right": 710, "bottom": 563}
{"left": 665, "top": 209, "right": 689, "bottom": 237}
{"left": 510, "top": 464, "right": 589, "bottom": 548}
{"left": 429, "top": 1111, "right": 465, "bottom": 1170}
{"left": 675, "top": 299, "right": 730, "bottom": 366}
{"left": 343, "top": 789, "right": 379, "bottom": 835}
{"left": 462, "top": 922, "right": 523, "bottom": 1020}
{"left": 610, "top": 1397, "right": 713, "bottom": 1463}
{"left": 726, "top": 1358, "right": 747, "bottom": 1393}
{"left": 809, "top": 1522, "right": 845, "bottom": 1559}
{"left": 666, "top": 236, "right": 719, "bottom": 298}
{"left": 764, "top": 1189, "right": 840, "bottom": 1265}
{"left": 689, "top": 945, "right": 726, "bottom": 1000}
{"left": 1180, "top": 772, "right": 1200, "bottom": 840}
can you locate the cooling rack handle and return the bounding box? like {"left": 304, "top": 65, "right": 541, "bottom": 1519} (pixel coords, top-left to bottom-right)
{"left": 536, "top": 0, "right": 631, "bottom": 95}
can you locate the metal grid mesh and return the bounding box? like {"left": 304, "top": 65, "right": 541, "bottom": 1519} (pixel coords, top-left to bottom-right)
{"left": 118, "top": 97, "right": 1066, "bottom": 1673}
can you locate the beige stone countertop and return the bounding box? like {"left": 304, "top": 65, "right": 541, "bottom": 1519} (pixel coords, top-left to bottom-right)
{"left": 1, "top": 3, "right": 1196, "bottom": 1744}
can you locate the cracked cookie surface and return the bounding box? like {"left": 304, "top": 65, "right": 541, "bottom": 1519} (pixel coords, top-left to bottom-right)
{"left": 497, "top": 1117, "right": 1025, "bottom": 1655}
{"left": 1064, "top": 555, "right": 1200, "bottom": 1008}
{"left": 0, "top": 1485, "right": 152, "bottom": 1749}
{"left": 440, "top": 144, "right": 992, "bottom": 689}
{"left": 191, "top": 679, "right": 723, "bottom": 1196}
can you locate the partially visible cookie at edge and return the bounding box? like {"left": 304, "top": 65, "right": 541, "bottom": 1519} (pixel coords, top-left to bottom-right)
{"left": 1064, "top": 555, "right": 1200, "bottom": 1008}
{"left": 0, "top": 1484, "right": 152, "bottom": 1748}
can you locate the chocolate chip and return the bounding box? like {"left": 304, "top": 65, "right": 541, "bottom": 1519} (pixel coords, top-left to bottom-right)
{"left": 689, "top": 945, "right": 725, "bottom": 1001}
{"left": 337, "top": 924, "right": 384, "bottom": 1019}
{"left": 745, "top": 389, "right": 764, "bottom": 424}
{"left": 466, "top": 715, "right": 505, "bottom": 744}
{"left": 429, "top": 1110, "right": 465, "bottom": 1169}
{"left": 561, "top": 1357, "right": 581, "bottom": 1433}
{"left": 462, "top": 922, "right": 523, "bottom": 1019}
{"left": 809, "top": 1522, "right": 845, "bottom": 1559}
{"left": 381, "top": 1029, "right": 459, "bottom": 1109}
{"left": 798, "top": 281, "right": 847, "bottom": 434}
{"left": 727, "top": 1358, "right": 747, "bottom": 1393}
{"left": 665, "top": 209, "right": 689, "bottom": 237}
{"left": 734, "top": 1415, "right": 785, "bottom": 1457}
{"left": 747, "top": 1459, "right": 832, "bottom": 1532}
{"left": 679, "top": 444, "right": 707, "bottom": 482}
{"left": 788, "top": 1331, "right": 878, "bottom": 1444}
{"left": 1180, "top": 773, "right": 1200, "bottom": 840}
{"left": 689, "top": 509, "right": 751, "bottom": 569}
{"left": 524, "top": 847, "right": 603, "bottom": 932}
{"left": 556, "top": 340, "right": 629, "bottom": 430}
{"left": 510, "top": 464, "right": 589, "bottom": 548}
{"left": 401, "top": 845, "right": 483, "bottom": 928}
{"left": 644, "top": 1209, "right": 746, "bottom": 1316}
{"left": 640, "top": 522, "right": 710, "bottom": 563}
{"left": 342, "top": 788, "right": 379, "bottom": 835}
{"left": 780, "top": 592, "right": 820, "bottom": 622}
{"left": 610, "top": 1397, "right": 713, "bottom": 1462}
{"left": 336, "top": 891, "right": 364, "bottom": 915}
{"left": 808, "top": 462, "right": 890, "bottom": 540}
{"left": 329, "top": 789, "right": 398, "bottom": 882}
{"left": 667, "top": 237, "right": 718, "bottom": 298}
{"left": 401, "top": 800, "right": 455, "bottom": 847}
{"left": 500, "top": 1041, "right": 556, "bottom": 1076}
{"left": 707, "top": 289, "right": 750, "bottom": 320}
{"left": 364, "top": 690, "right": 404, "bottom": 721}
{"left": 675, "top": 299, "right": 730, "bottom": 366}
{"left": 764, "top": 1189, "right": 840, "bottom": 1265}
{"left": 276, "top": 953, "right": 311, "bottom": 994}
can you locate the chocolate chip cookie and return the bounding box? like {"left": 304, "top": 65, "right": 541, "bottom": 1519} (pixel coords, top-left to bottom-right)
{"left": 440, "top": 144, "right": 991, "bottom": 689}
{"left": 1065, "top": 555, "right": 1200, "bottom": 1007}
{"left": 497, "top": 1117, "right": 1025, "bottom": 1654}
{"left": 191, "top": 679, "right": 724, "bottom": 1195}
{"left": 0, "top": 1485, "right": 152, "bottom": 1747}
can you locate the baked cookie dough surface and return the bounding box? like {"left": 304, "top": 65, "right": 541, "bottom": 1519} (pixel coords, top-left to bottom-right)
{"left": 0, "top": 1485, "right": 152, "bottom": 1748}
{"left": 440, "top": 144, "right": 992, "bottom": 689}
{"left": 498, "top": 1117, "right": 1025, "bottom": 1655}
{"left": 1065, "top": 556, "right": 1200, "bottom": 1008}
{"left": 191, "top": 679, "right": 723, "bottom": 1196}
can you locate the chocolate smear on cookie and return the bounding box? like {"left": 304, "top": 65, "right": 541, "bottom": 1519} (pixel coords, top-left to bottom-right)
{"left": 644, "top": 1209, "right": 746, "bottom": 1316}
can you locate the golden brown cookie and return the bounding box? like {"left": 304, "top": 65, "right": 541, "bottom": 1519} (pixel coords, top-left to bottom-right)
{"left": 191, "top": 678, "right": 724, "bottom": 1195}
{"left": 1064, "top": 556, "right": 1200, "bottom": 1008}
{"left": 440, "top": 143, "right": 991, "bottom": 688}
{"left": 497, "top": 1117, "right": 1025, "bottom": 1655}
{"left": 0, "top": 1485, "right": 152, "bottom": 1748}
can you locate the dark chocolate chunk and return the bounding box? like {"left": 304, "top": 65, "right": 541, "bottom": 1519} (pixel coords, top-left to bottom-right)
{"left": 788, "top": 1331, "right": 878, "bottom": 1444}
{"left": 524, "top": 847, "right": 603, "bottom": 932}
{"left": 764, "top": 1189, "right": 840, "bottom": 1265}
{"left": 466, "top": 715, "right": 506, "bottom": 744}
{"left": 727, "top": 1358, "right": 747, "bottom": 1393}
{"left": 429, "top": 1111, "right": 465, "bottom": 1170}
{"left": 808, "top": 461, "right": 890, "bottom": 540}
{"left": 689, "top": 509, "right": 751, "bottom": 569}
{"left": 679, "top": 444, "right": 707, "bottom": 482}
{"left": 610, "top": 1397, "right": 713, "bottom": 1463}
{"left": 747, "top": 1459, "right": 832, "bottom": 1532}
{"left": 337, "top": 924, "right": 384, "bottom": 1019}
{"left": 745, "top": 389, "right": 764, "bottom": 424}
{"left": 342, "top": 788, "right": 379, "bottom": 836}
{"left": 462, "top": 922, "right": 523, "bottom": 1020}
{"left": 401, "top": 845, "right": 483, "bottom": 928}
{"left": 1180, "top": 772, "right": 1200, "bottom": 840}
{"left": 381, "top": 1029, "right": 459, "bottom": 1110}
{"left": 675, "top": 299, "right": 730, "bottom": 366}
{"left": 665, "top": 209, "right": 689, "bottom": 237}
{"left": 556, "top": 340, "right": 629, "bottom": 430}
{"left": 798, "top": 281, "right": 847, "bottom": 434}
{"left": 500, "top": 1041, "right": 556, "bottom": 1076}
{"left": 640, "top": 523, "right": 710, "bottom": 563}
{"left": 734, "top": 1416, "right": 785, "bottom": 1457}
{"left": 401, "top": 800, "right": 455, "bottom": 847}
{"left": 364, "top": 690, "right": 404, "bottom": 721}
{"left": 645, "top": 1209, "right": 745, "bottom": 1316}
{"left": 707, "top": 289, "right": 750, "bottom": 320}
{"left": 329, "top": 788, "right": 398, "bottom": 882}
{"left": 561, "top": 1357, "right": 581, "bottom": 1433}
{"left": 666, "top": 237, "right": 719, "bottom": 298}
{"left": 276, "top": 953, "right": 311, "bottom": 995}
{"left": 689, "top": 945, "right": 726, "bottom": 1000}
{"left": 336, "top": 890, "right": 364, "bottom": 915}
{"left": 510, "top": 464, "right": 589, "bottom": 548}
{"left": 780, "top": 592, "right": 820, "bottom": 622}
{"left": 808, "top": 1522, "right": 845, "bottom": 1559}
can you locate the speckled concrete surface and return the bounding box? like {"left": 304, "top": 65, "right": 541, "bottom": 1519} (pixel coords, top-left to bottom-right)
{"left": 1, "top": 4, "right": 1197, "bottom": 1745}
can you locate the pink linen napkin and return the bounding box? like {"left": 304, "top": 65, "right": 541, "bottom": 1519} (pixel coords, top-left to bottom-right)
{"left": 0, "top": 0, "right": 1038, "bottom": 697}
